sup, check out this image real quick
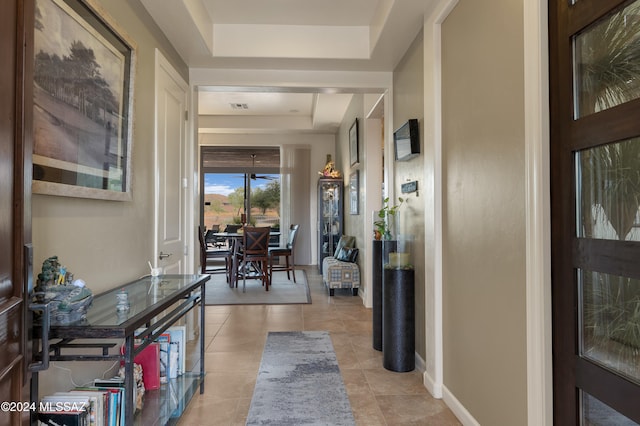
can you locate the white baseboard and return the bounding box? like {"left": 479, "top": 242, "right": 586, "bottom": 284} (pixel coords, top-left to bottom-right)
{"left": 423, "top": 370, "right": 443, "bottom": 399}
{"left": 417, "top": 354, "right": 444, "bottom": 400}
{"left": 420, "top": 356, "right": 477, "bottom": 425}
{"left": 442, "top": 385, "right": 480, "bottom": 426}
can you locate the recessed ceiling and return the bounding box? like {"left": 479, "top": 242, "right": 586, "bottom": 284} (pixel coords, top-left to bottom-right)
{"left": 138, "top": 0, "right": 436, "bottom": 70}
{"left": 197, "top": 89, "right": 355, "bottom": 133}
{"left": 202, "top": 0, "right": 380, "bottom": 26}
{"left": 198, "top": 92, "right": 313, "bottom": 116}
{"left": 137, "top": 0, "right": 436, "bottom": 134}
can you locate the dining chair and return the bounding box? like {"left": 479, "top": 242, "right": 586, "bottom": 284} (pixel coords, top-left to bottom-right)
{"left": 204, "top": 224, "right": 225, "bottom": 248}
{"left": 198, "top": 225, "right": 231, "bottom": 282}
{"left": 224, "top": 224, "right": 241, "bottom": 233}
{"left": 223, "top": 223, "right": 242, "bottom": 248}
{"left": 237, "top": 226, "right": 271, "bottom": 292}
{"left": 269, "top": 224, "right": 300, "bottom": 283}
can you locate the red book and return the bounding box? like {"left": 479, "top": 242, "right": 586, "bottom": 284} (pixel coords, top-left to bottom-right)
{"left": 120, "top": 342, "right": 160, "bottom": 390}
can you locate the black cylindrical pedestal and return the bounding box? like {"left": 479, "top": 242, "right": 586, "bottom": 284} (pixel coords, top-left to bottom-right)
{"left": 372, "top": 240, "right": 396, "bottom": 351}
{"left": 382, "top": 268, "right": 415, "bottom": 372}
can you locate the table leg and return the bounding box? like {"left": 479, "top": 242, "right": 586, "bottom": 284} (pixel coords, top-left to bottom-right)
{"left": 124, "top": 335, "right": 134, "bottom": 424}
{"left": 200, "top": 282, "right": 206, "bottom": 394}
{"left": 230, "top": 239, "right": 238, "bottom": 288}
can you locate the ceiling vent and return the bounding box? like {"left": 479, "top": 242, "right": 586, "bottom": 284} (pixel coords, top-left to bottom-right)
{"left": 230, "top": 103, "right": 249, "bottom": 110}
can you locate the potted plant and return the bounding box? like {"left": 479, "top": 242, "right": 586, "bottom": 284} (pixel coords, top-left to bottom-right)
{"left": 374, "top": 197, "right": 404, "bottom": 240}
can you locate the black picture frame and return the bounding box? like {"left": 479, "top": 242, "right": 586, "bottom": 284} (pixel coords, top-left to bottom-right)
{"left": 393, "top": 118, "right": 420, "bottom": 162}
{"left": 33, "top": 0, "right": 136, "bottom": 200}
{"left": 349, "top": 118, "right": 359, "bottom": 167}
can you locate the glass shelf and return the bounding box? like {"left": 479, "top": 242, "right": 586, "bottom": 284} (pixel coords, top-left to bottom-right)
{"left": 134, "top": 371, "right": 202, "bottom": 425}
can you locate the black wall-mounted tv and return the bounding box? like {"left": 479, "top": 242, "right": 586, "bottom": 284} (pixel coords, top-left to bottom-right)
{"left": 393, "top": 119, "right": 420, "bottom": 161}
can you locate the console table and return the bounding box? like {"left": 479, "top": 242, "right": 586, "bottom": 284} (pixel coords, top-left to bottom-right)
{"left": 31, "top": 274, "right": 210, "bottom": 425}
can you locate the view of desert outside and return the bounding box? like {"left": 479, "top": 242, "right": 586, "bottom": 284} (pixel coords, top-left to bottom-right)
{"left": 203, "top": 173, "right": 281, "bottom": 232}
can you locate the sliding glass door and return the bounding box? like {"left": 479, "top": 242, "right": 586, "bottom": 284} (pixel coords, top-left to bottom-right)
{"left": 203, "top": 172, "right": 280, "bottom": 230}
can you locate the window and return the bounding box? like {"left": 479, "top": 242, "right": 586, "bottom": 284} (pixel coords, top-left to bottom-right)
{"left": 200, "top": 147, "right": 281, "bottom": 236}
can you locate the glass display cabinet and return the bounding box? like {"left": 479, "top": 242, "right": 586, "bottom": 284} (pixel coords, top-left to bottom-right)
{"left": 317, "top": 177, "right": 343, "bottom": 272}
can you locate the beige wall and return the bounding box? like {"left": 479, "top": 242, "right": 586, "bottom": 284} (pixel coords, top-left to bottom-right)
{"left": 441, "top": 1, "right": 527, "bottom": 424}
{"left": 360, "top": 96, "right": 385, "bottom": 308}
{"left": 334, "top": 93, "right": 385, "bottom": 305}
{"left": 336, "top": 95, "right": 366, "bottom": 270}
{"left": 33, "top": 0, "right": 187, "bottom": 396}
{"left": 393, "top": 30, "right": 426, "bottom": 360}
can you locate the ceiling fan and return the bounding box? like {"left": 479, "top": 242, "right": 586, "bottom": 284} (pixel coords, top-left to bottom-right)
{"left": 248, "top": 154, "right": 276, "bottom": 180}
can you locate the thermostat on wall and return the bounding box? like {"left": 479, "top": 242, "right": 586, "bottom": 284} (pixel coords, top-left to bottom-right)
{"left": 401, "top": 180, "right": 418, "bottom": 194}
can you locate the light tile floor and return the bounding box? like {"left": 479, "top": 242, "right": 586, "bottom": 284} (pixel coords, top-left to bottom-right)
{"left": 178, "top": 266, "right": 460, "bottom": 425}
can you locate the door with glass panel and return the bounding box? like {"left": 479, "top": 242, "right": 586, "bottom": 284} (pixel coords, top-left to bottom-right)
{"left": 550, "top": 0, "right": 640, "bottom": 423}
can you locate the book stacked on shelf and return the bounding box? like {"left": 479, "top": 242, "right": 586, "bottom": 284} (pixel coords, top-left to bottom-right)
{"left": 128, "top": 325, "right": 187, "bottom": 387}
{"left": 166, "top": 326, "right": 186, "bottom": 377}
{"left": 157, "top": 332, "right": 170, "bottom": 384}
{"left": 38, "top": 393, "right": 91, "bottom": 426}
{"left": 120, "top": 342, "right": 160, "bottom": 390}
{"left": 38, "top": 378, "right": 126, "bottom": 426}
{"left": 38, "top": 326, "right": 189, "bottom": 425}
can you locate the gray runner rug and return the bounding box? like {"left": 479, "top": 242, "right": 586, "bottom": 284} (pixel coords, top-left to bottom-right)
{"left": 246, "top": 331, "right": 356, "bottom": 425}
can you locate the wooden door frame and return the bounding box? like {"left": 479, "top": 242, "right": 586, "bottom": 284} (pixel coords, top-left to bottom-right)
{"left": 15, "top": 0, "right": 35, "bottom": 399}
{"left": 0, "top": 0, "right": 34, "bottom": 424}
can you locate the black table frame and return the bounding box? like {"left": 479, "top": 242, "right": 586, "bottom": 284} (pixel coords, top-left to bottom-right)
{"left": 30, "top": 274, "right": 210, "bottom": 425}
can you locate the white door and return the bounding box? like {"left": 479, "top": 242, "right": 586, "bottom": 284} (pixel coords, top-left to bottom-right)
{"left": 154, "top": 51, "right": 189, "bottom": 274}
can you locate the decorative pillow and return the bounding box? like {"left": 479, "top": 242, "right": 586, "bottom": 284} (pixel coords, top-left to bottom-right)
{"left": 336, "top": 247, "right": 358, "bottom": 263}
{"left": 334, "top": 247, "right": 349, "bottom": 261}
{"left": 334, "top": 235, "right": 355, "bottom": 257}
{"left": 346, "top": 247, "right": 359, "bottom": 263}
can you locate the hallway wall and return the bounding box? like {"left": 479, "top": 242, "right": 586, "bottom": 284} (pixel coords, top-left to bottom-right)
{"left": 32, "top": 0, "right": 187, "bottom": 396}
{"left": 393, "top": 30, "right": 426, "bottom": 362}
{"left": 32, "top": 0, "right": 187, "bottom": 292}
{"left": 441, "top": 0, "right": 527, "bottom": 424}
{"left": 336, "top": 95, "right": 365, "bottom": 284}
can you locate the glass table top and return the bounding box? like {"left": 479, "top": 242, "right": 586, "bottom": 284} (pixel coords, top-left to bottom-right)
{"left": 51, "top": 274, "right": 209, "bottom": 329}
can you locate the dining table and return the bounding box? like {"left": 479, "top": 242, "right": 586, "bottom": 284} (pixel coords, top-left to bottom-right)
{"left": 213, "top": 230, "right": 280, "bottom": 288}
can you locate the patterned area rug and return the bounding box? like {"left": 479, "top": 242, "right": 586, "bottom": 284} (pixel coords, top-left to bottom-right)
{"left": 204, "top": 270, "right": 311, "bottom": 305}
{"left": 246, "top": 331, "right": 356, "bottom": 425}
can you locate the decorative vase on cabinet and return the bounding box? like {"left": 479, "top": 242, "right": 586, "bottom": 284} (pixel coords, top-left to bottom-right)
{"left": 318, "top": 177, "right": 343, "bottom": 273}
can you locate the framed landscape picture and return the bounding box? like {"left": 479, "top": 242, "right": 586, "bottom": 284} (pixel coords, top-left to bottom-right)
{"left": 33, "top": 0, "right": 136, "bottom": 200}
{"left": 349, "top": 171, "right": 359, "bottom": 215}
